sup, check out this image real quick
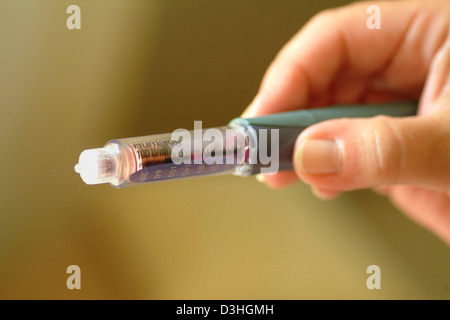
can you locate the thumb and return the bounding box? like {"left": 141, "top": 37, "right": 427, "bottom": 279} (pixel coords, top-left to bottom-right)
{"left": 293, "top": 110, "right": 450, "bottom": 191}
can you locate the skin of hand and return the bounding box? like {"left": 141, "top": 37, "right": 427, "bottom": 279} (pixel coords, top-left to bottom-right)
{"left": 242, "top": 0, "right": 450, "bottom": 245}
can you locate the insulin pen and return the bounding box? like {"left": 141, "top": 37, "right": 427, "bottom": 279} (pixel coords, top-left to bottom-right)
{"left": 74, "top": 102, "right": 417, "bottom": 188}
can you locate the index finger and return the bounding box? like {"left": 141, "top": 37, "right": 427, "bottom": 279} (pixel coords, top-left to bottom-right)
{"left": 242, "top": 0, "right": 440, "bottom": 118}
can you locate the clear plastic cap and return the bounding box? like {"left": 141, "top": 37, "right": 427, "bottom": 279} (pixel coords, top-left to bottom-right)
{"left": 74, "top": 148, "right": 117, "bottom": 185}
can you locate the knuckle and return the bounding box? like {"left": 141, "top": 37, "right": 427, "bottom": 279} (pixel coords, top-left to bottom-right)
{"left": 366, "top": 115, "right": 404, "bottom": 183}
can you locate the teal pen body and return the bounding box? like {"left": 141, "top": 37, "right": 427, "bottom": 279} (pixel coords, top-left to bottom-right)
{"left": 229, "top": 101, "right": 418, "bottom": 174}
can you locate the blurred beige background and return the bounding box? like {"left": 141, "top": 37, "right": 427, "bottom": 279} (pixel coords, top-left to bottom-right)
{"left": 0, "top": 0, "right": 449, "bottom": 299}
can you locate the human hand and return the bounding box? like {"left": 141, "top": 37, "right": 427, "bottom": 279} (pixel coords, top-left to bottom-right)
{"left": 243, "top": 0, "right": 450, "bottom": 245}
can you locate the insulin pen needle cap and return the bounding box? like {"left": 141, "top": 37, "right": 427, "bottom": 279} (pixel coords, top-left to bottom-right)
{"left": 74, "top": 148, "right": 117, "bottom": 185}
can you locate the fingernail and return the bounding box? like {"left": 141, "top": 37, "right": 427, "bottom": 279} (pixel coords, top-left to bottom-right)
{"left": 295, "top": 139, "right": 342, "bottom": 174}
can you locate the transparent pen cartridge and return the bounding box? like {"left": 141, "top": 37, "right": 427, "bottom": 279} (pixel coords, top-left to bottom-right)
{"left": 74, "top": 124, "right": 254, "bottom": 187}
